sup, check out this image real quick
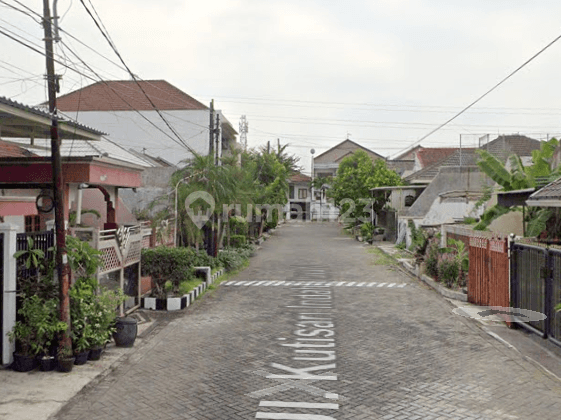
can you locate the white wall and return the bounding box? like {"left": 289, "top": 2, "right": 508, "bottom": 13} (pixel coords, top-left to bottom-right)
{"left": 64, "top": 109, "right": 211, "bottom": 165}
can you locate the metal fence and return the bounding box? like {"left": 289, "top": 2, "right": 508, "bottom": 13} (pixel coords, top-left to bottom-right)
{"left": 15, "top": 230, "right": 55, "bottom": 279}
{"left": 511, "top": 242, "right": 561, "bottom": 347}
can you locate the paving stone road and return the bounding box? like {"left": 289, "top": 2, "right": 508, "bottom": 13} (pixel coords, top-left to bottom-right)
{"left": 53, "top": 222, "right": 561, "bottom": 420}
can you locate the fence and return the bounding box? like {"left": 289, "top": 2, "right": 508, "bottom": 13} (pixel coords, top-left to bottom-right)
{"left": 15, "top": 230, "right": 55, "bottom": 280}
{"left": 468, "top": 235, "right": 510, "bottom": 310}
{"left": 511, "top": 242, "right": 561, "bottom": 346}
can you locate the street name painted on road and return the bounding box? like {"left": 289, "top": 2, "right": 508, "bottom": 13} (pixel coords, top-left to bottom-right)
{"left": 250, "top": 267, "right": 343, "bottom": 419}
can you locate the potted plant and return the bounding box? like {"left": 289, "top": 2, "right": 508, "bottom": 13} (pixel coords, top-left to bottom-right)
{"left": 69, "top": 277, "right": 95, "bottom": 365}
{"left": 57, "top": 346, "right": 75, "bottom": 372}
{"left": 8, "top": 295, "right": 66, "bottom": 372}
{"left": 34, "top": 298, "right": 67, "bottom": 371}
{"left": 88, "top": 287, "right": 124, "bottom": 360}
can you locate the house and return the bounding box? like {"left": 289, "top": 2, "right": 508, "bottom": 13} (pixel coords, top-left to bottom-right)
{"left": 54, "top": 80, "right": 238, "bottom": 165}
{"left": 0, "top": 96, "right": 157, "bottom": 365}
{"left": 395, "top": 135, "right": 544, "bottom": 245}
{"left": 312, "top": 139, "right": 385, "bottom": 178}
{"left": 287, "top": 172, "right": 312, "bottom": 220}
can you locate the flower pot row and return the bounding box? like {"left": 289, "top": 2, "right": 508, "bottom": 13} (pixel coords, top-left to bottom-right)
{"left": 11, "top": 345, "right": 105, "bottom": 373}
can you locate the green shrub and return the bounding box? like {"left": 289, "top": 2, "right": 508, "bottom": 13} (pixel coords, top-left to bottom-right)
{"left": 217, "top": 245, "right": 255, "bottom": 271}
{"left": 408, "top": 220, "right": 427, "bottom": 256}
{"left": 178, "top": 279, "right": 202, "bottom": 295}
{"left": 141, "top": 247, "right": 220, "bottom": 297}
{"left": 424, "top": 238, "right": 440, "bottom": 279}
{"left": 437, "top": 253, "right": 459, "bottom": 288}
{"left": 230, "top": 235, "right": 247, "bottom": 248}
{"left": 229, "top": 216, "right": 248, "bottom": 236}
{"left": 360, "top": 222, "right": 374, "bottom": 241}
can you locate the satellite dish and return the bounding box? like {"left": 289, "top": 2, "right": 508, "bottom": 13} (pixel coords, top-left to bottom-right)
{"left": 310, "top": 148, "right": 315, "bottom": 155}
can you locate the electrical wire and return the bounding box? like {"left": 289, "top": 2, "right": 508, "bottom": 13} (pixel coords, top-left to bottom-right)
{"left": 78, "top": 0, "right": 193, "bottom": 152}
{"left": 393, "top": 30, "right": 561, "bottom": 158}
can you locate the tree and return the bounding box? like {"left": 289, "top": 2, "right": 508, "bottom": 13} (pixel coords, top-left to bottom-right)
{"left": 475, "top": 138, "right": 561, "bottom": 236}
{"left": 330, "top": 150, "right": 402, "bottom": 225}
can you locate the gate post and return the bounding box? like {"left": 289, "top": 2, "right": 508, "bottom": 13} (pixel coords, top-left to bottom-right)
{"left": 544, "top": 250, "right": 554, "bottom": 339}
{"left": 1, "top": 224, "right": 18, "bottom": 365}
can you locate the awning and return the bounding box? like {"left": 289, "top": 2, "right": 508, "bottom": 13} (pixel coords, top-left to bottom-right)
{"left": 0, "top": 96, "right": 103, "bottom": 141}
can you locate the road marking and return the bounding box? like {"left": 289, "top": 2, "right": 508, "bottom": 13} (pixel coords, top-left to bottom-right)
{"left": 259, "top": 401, "right": 339, "bottom": 409}
{"left": 256, "top": 414, "right": 337, "bottom": 419}
{"left": 223, "top": 281, "right": 407, "bottom": 289}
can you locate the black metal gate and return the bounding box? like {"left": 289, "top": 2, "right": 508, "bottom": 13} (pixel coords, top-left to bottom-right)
{"left": 511, "top": 242, "right": 561, "bottom": 347}
{"left": 0, "top": 232, "right": 4, "bottom": 363}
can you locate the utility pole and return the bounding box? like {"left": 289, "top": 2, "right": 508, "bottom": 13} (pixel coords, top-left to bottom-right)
{"left": 215, "top": 113, "right": 220, "bottom": 166}
{"left": 239, "top": 115, "right": 248, "bottom": 151}
{"left": 209, "top": 100, "right": 214, "bottom": 157}
{"left": 43, "top": 0, "right": 72, "bottom": 355}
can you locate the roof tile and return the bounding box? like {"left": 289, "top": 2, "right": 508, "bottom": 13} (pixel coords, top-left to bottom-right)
{"left": 56, "top": 80, "right": 208, "bottom": 112}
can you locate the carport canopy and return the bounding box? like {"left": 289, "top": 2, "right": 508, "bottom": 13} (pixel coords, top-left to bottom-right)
{"left": 0, "top": 96, "right": 103, "bottom": 141}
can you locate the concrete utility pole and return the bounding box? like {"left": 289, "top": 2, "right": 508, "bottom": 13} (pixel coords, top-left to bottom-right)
{"left": 209, "top": 100, "right": 214, "bottom": 157}
{"left": 43, "top": 0, "right": 72, "bottom": 355}
{"left": 215, "top": 113, "right": 220, "bottom": 166}
{"left": 239, "top": 115, "right": 248, "bottom": 151}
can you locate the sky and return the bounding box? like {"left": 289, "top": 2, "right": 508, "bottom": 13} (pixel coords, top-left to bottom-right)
{"left": 3, "top": 0, "right": 561, "bottom": 174}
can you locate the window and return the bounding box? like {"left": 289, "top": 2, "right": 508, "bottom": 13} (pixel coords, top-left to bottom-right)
{"left": 289, "top": 186, "right": 295, "bottom": 199}
{"left": 25, "top": 215, "right": 41, "bottom": 232}
{"left": 298, "top": 189, "right": 308, "bottom": 199}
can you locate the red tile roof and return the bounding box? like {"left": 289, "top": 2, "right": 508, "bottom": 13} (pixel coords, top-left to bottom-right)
{"left": 56, "top": 80, "right": 208, "bottom": 112}
{"left": 416, "top": 147, "right": 458, "bottom": 168}
{"left": 289, "top": 172, "right": 311, "bottom": 183}
{"left": 0, "top": 140, "right": 36, "bottom": 157}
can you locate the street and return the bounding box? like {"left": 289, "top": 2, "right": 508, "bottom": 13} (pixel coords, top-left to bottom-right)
{"left": 54, "top": 222, "right": 561, "bottom": 420}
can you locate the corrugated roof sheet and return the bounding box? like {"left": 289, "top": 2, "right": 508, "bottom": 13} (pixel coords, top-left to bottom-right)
{"left": 529, "top": 177, "right": 561, "bottom": 200}
{"left": 0, "top": 95, "right": 104, "bottom": 136}
{"left": 11, "top": 137, "right": 153, "bottom": 167}
{"left": 56, "top": 80, "right": 208, "bottom": 112}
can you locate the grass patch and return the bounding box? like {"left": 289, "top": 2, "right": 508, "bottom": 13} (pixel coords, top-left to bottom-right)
{"left": 368, "top": 248, "right": 398, "bottom": 266}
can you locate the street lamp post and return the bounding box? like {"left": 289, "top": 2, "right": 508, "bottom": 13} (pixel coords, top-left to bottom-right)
{"left": 173, "top": 172, "right": 203, "bottom": 247}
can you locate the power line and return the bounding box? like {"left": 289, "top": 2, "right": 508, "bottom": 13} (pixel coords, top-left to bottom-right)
{"left": 78, "top": 0, "right": 192, "bottom": 152}
{"left": 393, "top": 30, "right": 561, "bottom": 158}
{"left": 58, "top": 41, "right": 196, "bottom": 152}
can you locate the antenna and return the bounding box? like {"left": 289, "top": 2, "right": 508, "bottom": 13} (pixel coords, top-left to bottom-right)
{"left": 239, "top": 115, "right": 248, "bottom": 151}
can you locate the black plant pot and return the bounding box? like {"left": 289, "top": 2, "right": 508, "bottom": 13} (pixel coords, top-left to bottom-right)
{"left": 57, "top": 356, "right": 75, "bottom": 372}
{"left": 74, "top": 350, "right": 90, "bottom": 365}
{"left": 12, "top": 353, "right": 37, "bottom": 372}
{"left": 113, "top": 317, "right": 138, "bottom": 347}
{"left": 88, "top": 346, "right": 103, "bottom": 361}
{"left": 38, "top": 355, "right": 57, "bottom": 372}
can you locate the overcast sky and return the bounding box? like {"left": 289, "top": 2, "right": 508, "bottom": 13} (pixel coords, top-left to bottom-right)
{"left": 3, "top": 0, "right": 561, "bottom": 173}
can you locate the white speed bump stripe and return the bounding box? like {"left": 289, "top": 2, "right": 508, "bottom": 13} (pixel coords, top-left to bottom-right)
{"left": 223, "top": 281, "right": 406, "bottom": 288}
